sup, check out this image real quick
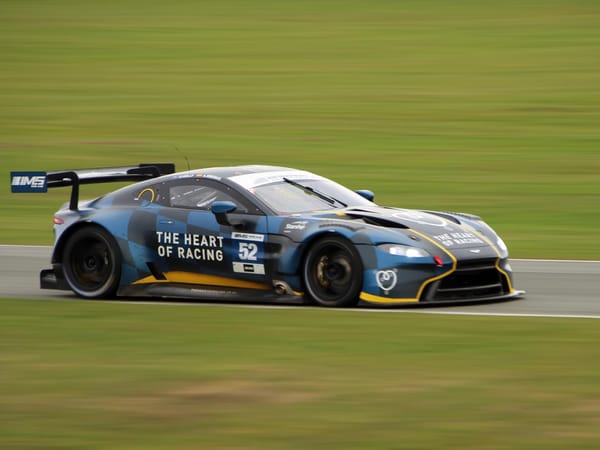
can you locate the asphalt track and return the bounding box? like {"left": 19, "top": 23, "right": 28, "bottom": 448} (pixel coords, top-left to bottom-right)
{"left": 1, "top": 245, "right": 599, "bottom": 318}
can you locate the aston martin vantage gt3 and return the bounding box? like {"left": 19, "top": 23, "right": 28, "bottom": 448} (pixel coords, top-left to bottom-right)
{"left": 12, "top": 163, "right": 524, "bottom": 307}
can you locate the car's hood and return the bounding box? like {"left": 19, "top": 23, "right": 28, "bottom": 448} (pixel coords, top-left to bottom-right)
{"left": 339, "top": 206, "right": 493, "bottom": 250}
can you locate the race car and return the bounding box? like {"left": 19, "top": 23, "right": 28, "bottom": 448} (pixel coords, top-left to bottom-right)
{"left": 12, "top": 163, "right": 524, "bottom": 307}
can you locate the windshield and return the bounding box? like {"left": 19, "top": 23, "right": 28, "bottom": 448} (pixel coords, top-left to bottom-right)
{"left": 250, "top": 178, "right": 375, "bottom": 214}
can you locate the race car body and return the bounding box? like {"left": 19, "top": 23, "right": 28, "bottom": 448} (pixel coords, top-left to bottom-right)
{"left": 14, "top": 163, "right": 524, "bottom": 307}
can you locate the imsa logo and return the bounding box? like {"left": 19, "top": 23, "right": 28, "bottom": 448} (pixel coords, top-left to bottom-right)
{"left": 11, "top": 171, "right": 47, "bottom": 193}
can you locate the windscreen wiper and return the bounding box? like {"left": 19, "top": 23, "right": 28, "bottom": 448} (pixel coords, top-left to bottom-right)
{"left": 283, "top": 178, "right": 347, "bottom": 208}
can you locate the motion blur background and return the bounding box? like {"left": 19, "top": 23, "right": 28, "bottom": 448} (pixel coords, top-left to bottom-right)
{"left": 2, "top": 0, "right": 599, "bottom": 258}
{"left": 2, "top": 2, "right": 600, "bottom": 449}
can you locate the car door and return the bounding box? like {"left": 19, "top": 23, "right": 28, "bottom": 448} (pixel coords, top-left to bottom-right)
{"left": 154, "top": 177, "right": 271, "bottom": 286}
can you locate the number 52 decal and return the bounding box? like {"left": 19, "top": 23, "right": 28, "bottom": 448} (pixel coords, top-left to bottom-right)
{"left": 238, "top": 242, "right": 258, "bottom": 261}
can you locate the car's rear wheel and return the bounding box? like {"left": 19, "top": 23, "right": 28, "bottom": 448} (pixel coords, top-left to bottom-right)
{"left": 302, "top": 236, "right": 362, "bottom": 307}
{"left": 62, "top": 227, "right": 121, "bottom": 299}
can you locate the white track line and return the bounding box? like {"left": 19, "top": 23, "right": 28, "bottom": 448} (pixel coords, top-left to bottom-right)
{"left": 353, "top": 309, "right": 600, "bottom": 320}
{"left": 99, "top": 299, "right": 600, "bottom": 320}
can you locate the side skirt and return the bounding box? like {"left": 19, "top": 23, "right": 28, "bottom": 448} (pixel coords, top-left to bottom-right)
{"left": 118, "top": 283, "right": 305, "bottom": 305}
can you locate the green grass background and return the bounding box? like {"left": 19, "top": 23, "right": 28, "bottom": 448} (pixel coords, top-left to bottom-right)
{"left": 2, "top": 2, "right": 600, "bottom": 449}
{"left": 2, "top": 299, "right": 600, "bottom": 450}
{"left": 1, "top": 0, "right": 599, "bottom": 258}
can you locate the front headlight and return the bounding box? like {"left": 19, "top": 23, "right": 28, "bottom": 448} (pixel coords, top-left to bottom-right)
{"left": 378, "top": 244, "right": 430, "bottom": 258}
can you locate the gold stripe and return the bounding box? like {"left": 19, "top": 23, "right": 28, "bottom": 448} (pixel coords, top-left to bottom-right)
{"left": 462, "top": 223, "right": 501, "bottom": 257}
{"left": 460, "top": 224, "right": 515, "bottom": 294}
{"left": 360, "top": 230, "right": 456, "bottom": 305}
{"left": 361, "top": 227, "right": 516, "bottom": 304}
{"left": 360, "top": 292, "right": 419, "bottom": 304}
{"left": 495, "top": 259, "right": 515, "bottom": 293}
{"left": 408, "top": 228, "right": 457, "bottom": 299}
{"left": 409, "top": 229, "right": 457, "bottom": 264}
{"left": 136, "top": 188, "right": 155, "bottom": 202}
{"left": 134, "top": 271, "right": 271, "bottom": 291}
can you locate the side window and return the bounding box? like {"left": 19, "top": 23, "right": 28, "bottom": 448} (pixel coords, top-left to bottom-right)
{"left": 158, "top": 178, "right": 254, "bottom": 213}
{"left": 169, "top": 184, "right": 238, "bottom": 209}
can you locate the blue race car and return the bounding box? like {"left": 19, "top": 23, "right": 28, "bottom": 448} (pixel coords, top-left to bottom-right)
{"left": 18, "top": 163, "right": 523, "bottom": 307}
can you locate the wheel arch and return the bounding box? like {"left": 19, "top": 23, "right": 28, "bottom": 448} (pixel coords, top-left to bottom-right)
{"left": 296, "top": 229, "right": 359, "bottom": 272}
{"left": 58, "top": 222, "right": 123, "bottom": 299}
{"left": 299, "top": 231, "right": 364, "bottom": 307}
{"left": 53, "top": 221, "right": 115, "bottom": 264}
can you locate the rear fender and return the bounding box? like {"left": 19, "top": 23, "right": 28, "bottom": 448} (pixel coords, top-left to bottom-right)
{"left": 52, "top": 222, "right": 109, "bottom": 264}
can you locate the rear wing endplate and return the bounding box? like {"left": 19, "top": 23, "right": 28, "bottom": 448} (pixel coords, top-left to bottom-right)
{"left": 11, "top": 163, "right": 175, "bottom": 210}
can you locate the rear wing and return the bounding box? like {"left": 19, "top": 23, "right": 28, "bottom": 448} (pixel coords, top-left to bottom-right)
{"left": 11, "top": 163, "right": 175, "bottom": 210}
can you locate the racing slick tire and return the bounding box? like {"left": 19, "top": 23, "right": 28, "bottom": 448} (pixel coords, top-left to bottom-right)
{"left": 302, "top": 236, "right": 362, "bottom": 307}
{"left": 62, "top": 226, "right": 122, "bottom": 299}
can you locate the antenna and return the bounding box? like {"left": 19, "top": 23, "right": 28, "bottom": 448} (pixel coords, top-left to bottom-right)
{"left": 173, "top": 146, "right": 191, "bottom": 171}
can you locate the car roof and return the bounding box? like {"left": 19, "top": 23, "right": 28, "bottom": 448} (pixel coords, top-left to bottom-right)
{"left": 175, "top": 165, "right": 325, "bottom": 189}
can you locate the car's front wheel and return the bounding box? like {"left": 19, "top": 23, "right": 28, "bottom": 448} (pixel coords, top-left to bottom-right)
{"left": 302, "top": 236, "right": 362, "bottom": 307}
{"left": 62, "top": 226, "right": 121, "bottom": 299}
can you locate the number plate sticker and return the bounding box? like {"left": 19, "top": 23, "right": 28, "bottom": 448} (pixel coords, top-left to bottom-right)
{"left": 232, "top": 234, "right": 265, "bottom": 275}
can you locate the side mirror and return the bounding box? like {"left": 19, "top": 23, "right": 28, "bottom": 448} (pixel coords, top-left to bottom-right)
{"left": 211, "top": 201, "right": 237, "bottom": 226}
{"left": 356, "top": 190, "right": 375, "bottom": 202}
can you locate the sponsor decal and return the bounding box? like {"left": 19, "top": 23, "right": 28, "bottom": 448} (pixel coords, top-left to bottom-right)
{"left": 376, "top": 270, "right": 398, "bottom": 292}
{"left": 10, "top": 171, "right": 47, "bottom": 193}
{"left": 233, "top": 262, "right": 266, "bottom": 275}
{"left": 284, "top": 221, "right": 308, "bottom": 232}
{"left": 232, "top": 232, "right": 265, "bottom": 242}
{"left": 432, "top": 231, "right": 484, "bottom": 248}
{"left": 229, "top": 231, "right": 266, "bottom": 277}
{"left": 156, "top": 231, "right": 224, "bottom": 261}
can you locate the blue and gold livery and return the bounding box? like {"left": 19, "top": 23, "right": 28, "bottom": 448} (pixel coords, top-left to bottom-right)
{"left": 30, "top": 163, "right": 523, "bottom": 307}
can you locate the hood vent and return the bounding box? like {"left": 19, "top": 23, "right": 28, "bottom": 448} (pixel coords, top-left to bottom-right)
{"left": 344, "top": 213, "right": 408, "bottom": 229}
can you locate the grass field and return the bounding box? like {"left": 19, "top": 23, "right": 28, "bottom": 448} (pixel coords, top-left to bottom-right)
{"left": 1, "top": 0, "right": 599, "bottom": 258}
{"left": 1, "top": 298, "right": 600, "bottom": 450}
